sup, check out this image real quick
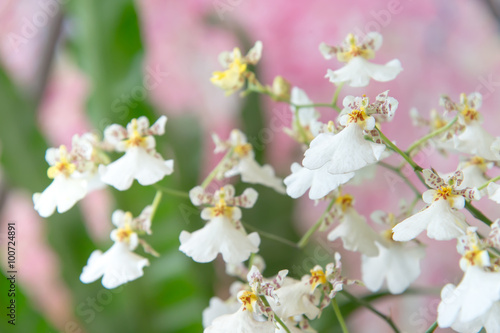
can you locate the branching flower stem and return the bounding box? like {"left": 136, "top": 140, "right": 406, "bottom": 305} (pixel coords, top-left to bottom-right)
{"left": 378, "top": 161, "right": 421, "bottom": 196}
{"left": 201, "top": 150, "right": 232, "bottom": 189}
{"left": 331, "top": 82, "right": 344, "bottom": 112}
{"left": 341, "top": 291, "right": 401, "bottom": 333}
{"left": 259, "top": 296, "right": 291, "bottom": 333}
{"left": 332, "top": 298, "right": 350, "bottom": 333}
{"left": 242, "top": 222, "right": 299, "bottom": 249}
{"left": 376, "top": 126, "right": 422, "bottom": 172}
{"left": 297, "top": 198, "right": 336, "bottom": 248}
{"left": 478, "top": 174, "right": 500, "bottom": 191}
{"left": 425, "top": 321, "right": 438, "bottom": 333}
{"left": 405, "top": 115, "right": 458, "bottom": 155}
{"left": 153, "top": 185, "right": 190, "bottom": 199}
{"left": 377, "top": 127, "right": 494, "bottom": 227}
{"left": 149, "top": 190, "right": 163, "bottom": 222}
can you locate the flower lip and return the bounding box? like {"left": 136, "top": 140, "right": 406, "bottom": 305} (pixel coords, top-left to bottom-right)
{"left": 309, "top": 268, "right": 327, "bottom": 291}
{"left": 335, "top": 194, "right": 354, "bottom": 212}
{"left": 234, "top": 143, "right": 252, "bottom": 157}
{"left": 47, "top": 145, "right": 76, "bottom": 178}
{"left": 238, "top": 290, "right": 258, "bottom": 312}
{"left": 124, "top": 119, "right": 148, "bottom": 148}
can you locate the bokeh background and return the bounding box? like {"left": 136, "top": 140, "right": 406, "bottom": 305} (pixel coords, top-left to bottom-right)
{"left": 1, "top": 0, "right": 500, "bottom": 332}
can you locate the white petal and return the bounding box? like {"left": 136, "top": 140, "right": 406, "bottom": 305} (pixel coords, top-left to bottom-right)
{"left": 454, "top": 123, "right": 500, "bottom": 161}
{"left": 284, "top": 163, "right": 354, "bottom": 200}
{"left": 392, "top": 200, "right": 467, "bottom": 241}
{"left": 33, "top": 176, "right": 87, "bottom": 217}
{"left": 362, "top": 242, "right": 425, "bottom": 294}
{"left": 179, "top": 216, "right": 260, "bottom": 264}
{"left": 100, "top": 147, "right": 173, "bottom": 191}
{"left": 366, "top": 31, "right": 383, "bottom": 51}
{"left": 45, "top": 148, "right": 60, "bottom": 165}
{"left": 236, "top": 158, "right": 285, "bottom": 194}
{"left": 326, "top": 57, "right": 402, "bottom": 87}
{"left": 302, "top": 132, "right": 337, "bottom": 170}
{"left": 438, "top": 266, "right": 500, "bottom": 327}
{"left": 80, "top": 242, "right": 149, "bottom": 289}
{"left": 308, "top": 125, "right": 385, "bottom": 174}
{"left": 487, "top": 183, "right": 500, "bottom": 203}
{"left": 203, "top": 297, "right": 241, "bottom": 328}
{"left": 245, "top": 40, "right": 263, "bottom": 65}
{"left": 364, "top": 59, "right": 403, "bottom": 82}
{"left": 327, "top": 209, "right": 380, "bottom": 256}
{"left": 148, "top": 115, "right": 167, "bottom": 136}
{"left": 269, "top": 278, "right": 320, "bottom": 319}
{"left": 205, "top": 308, "right": 275, "bottom": 333}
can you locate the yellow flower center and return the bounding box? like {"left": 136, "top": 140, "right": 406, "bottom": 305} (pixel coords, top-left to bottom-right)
{"left": 211, "top": 198, "right": 234, "bottom": 218}
{"left": 47, "top": 145, "right": 76, "bottom": 179}
{"left": 124, "top": 119, "right": 147, "bottom": 148}
{"left": 433, "top": 186, "right": 459, "bottom": 206}
{"left": 234, "top": 143, "right": 252, "bottom": 157}
{"left": 461, "top": 106, "right": 480, "bottom": 124}
{"left": 335, "top": 194, "right": 354, "bottom": 212}
{"left": 346, "top": 109, "right": 369, "bottom": 127}
{"left": 239, "top": 291, "right": 258, "bottom": 312}
{"left": 309, "top": 268, "right": 327, "bottom": 291}
{"left": 463, "top": 246, "right": 489, "bottom": 268}
{"left": 115, "top": 224, "right": 134, "bottom": 244}
{"left": 432, "top": 117, "right": 447, "bottom": 130}
{"left": 337, "top": 34, "right": 375, "bottom": 62}
{"left": 210, "top": 52, "right": 247, "bottom": 90}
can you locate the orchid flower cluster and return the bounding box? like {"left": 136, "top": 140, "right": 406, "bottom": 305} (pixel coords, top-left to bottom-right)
{"left": 34, "top": 31, "right": 500, "bottom": 333}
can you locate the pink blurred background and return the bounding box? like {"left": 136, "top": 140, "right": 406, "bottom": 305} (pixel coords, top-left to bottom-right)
{"left": 1, "top": 0, "right": 500, "bottom": 331}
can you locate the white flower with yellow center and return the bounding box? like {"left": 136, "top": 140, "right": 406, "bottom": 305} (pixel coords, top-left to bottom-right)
{"left": 203, "top": 281, "right": 246, "bottom": 328}
{"left": 212, "top": 129, "right": 285, "bottom": 193}
{"left": 362, "top": 211, "right": 425, "bottom": 294}
{"left": 440, "top": 92, "right": 500, "bottom": 161}
{"left": 285, "top": 87, "right": 323, "bottom": 143}
{"left": 33, "top": 133, "right": 106, "bottom": 218}
{"left": 320, "top": 32, "right": 402, "bottom": 87}
{"left": 80, "top": 209, "right": 150, "bottom": 289}
{"left": 267, "top": 276, "right": 322, "bottom": 320}
{"left": 327, "top": 194, "right": 381, "bottom": 256}
{"left": 99, "top": 116, "right": 173, "bottom": 190}
{"left": 303, "top": 93, "right": 395, "bottom": 175}
{"left": 179, "top": 186, "right": 260, "bottom": 264}
{"left": 33, "top": 145, "right": 87, "bottom": 217}
{"left": 210, "top": 41, "right": 262, "bottom": 95}
{"left": 204, "top": 289, "right": 275, "bottom": 333}
{"left": 438, "top": 228, "right": 500, "bottom": 330}
{"left": 284, "top": 162, "right": 354, "bottom": 200}
{"left": 392, "top": 169, "right": 479, "bottom": 241}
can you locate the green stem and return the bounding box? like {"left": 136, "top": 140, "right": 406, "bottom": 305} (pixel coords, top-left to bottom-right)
{"left": 478, "top": 174, "right": 500, "bottom": 191}
{"left": 201, "top": 150, "right": 231, "bottom": 189}
{"left": 406, "top": 115, "right": 458, "bottom": 154}
{"left": 242, "top": 222, "right": 299, "bottom": 249}
{"left": 465, "top": 201, "right": 493, "bottom": 226}
{"left": 378, "top": 161, "right": 421, "bottom": 196}
{"left": 332, "top": 298, "right": 349, "bottom": 333}
{"left": 341, "top": 291, "right": 401, "bottom": 333}
{"left": 297, "top": 198, "right": 336, "bottom": 248}
{"left": 153, "top": 185, "right": 190, "bottom": 199}
{"left": 294, "top": 108, "right": 310, "bottom": 144}
{"left": 331, "top": 82, "right": 344, "bottom": 111}
{"left": 425, "top": 321, "right": 438, "bottom": 333}
{"left": 376, "top": 126, "right": 422, "bottom": 172}
{"left": 259, "top": 296, "right": 291, "bottom": 333}
{"left": 149, "top": 190, "right": 163, "bottom": 222}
